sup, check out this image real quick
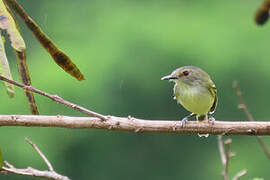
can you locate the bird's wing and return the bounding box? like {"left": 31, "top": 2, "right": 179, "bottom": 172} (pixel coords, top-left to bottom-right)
{"left": 209, "top": 84, "right": 217, "bottom": 114}
{"left": 173, "top": 84, "right": 180, "bottom": 101}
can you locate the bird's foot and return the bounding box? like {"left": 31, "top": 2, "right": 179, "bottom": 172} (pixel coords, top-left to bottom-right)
{"left": 181, "top": 117, "right": 188, "bottom": 128}
{"left": 181, "top": 113, "right": 195, "bottom": 128}
{"left": 209, "top": 116, "right": 215, "bottom": 125}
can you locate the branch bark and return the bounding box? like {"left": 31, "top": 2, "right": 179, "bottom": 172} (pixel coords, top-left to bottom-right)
{"left": 0, "top": 115, "right": 270, "bottom": 135}
{"left": 1, "top": 75, "right": 270, "bottom": 135}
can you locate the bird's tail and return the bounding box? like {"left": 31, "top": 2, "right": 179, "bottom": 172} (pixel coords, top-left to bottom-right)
{"left": 196, "top": 115, "right": 209, "bottom": 138}
{"left": 196, "top": 114, "right": 207, "bottom": 121}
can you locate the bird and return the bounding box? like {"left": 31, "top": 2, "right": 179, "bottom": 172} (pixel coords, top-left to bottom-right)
{"left": 161, "top": 65, "right": 217, "bottom": 127}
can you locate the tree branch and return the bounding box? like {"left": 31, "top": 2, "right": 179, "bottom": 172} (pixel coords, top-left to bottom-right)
{"left": 1, "top": 138, "right": 70, "bottom": 180}
{"left": 0, "top": 115, "right": 269, "bottom": 135}
{"left": 233, "top": 81, "right": 270, "bottom": 159}
{"left": 1, "top": 75, "right": 270, "bottom": 135}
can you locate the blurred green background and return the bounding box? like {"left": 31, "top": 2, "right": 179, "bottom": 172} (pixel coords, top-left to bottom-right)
{"left": 0, "top": 0, "right": 269, "bottom": 179}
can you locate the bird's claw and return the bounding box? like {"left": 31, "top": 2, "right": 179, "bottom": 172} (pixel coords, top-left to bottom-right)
{"left": 209, "top": 116, "right": 215, "bottom": 125}
{"left": 181, "top": 117, "right": 188, "bottom": 128}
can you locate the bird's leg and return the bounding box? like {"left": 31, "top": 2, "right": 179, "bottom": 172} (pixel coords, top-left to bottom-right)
{"left": 181, "top": 113, "right": 195, "bottom": 128}
{"left": 208, "top": 115, "right": 215, "bottom": 125}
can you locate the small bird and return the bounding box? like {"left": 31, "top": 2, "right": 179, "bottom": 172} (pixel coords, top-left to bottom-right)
{"left": 161, "top": 66, "right": 217, "bottom": 127}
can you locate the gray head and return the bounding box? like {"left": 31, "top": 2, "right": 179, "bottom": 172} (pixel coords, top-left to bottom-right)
{"left": 161, "top": 66, "right": 212, "bottom": 87}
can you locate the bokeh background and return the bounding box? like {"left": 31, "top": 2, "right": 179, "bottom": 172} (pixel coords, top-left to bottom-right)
{"left": 0, "top": 0, "right": 269, "bottom": 179}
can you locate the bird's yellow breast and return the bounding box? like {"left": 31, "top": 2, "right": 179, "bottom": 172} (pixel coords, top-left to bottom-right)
{"left": 174, "top": 82, "right": 214, "bottom": 115}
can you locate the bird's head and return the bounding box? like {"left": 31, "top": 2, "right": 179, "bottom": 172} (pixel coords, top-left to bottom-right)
{"left": 161, "top": 66, "right": 211, "bottom": 87}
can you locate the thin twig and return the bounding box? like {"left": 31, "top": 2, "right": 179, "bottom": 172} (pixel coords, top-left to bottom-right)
{"left": 224, "top": 138, "right": 232, "bottom": 180}
{"left": 218, "top": 136, "right": 230, "bottom": 180}
{"left": 218, "top": 135, "right": 226, "bottom": 165}
{"left": 232, "top": 169, "right": 247, "bottom": 180}
{"left": 1, "top": 138, "right": 70, "bottom": 180}
{"left": 0, "top": 75, "right": 107, "bottom": 121}
{"left": 218, "top": 136, "right": 243, "bottom": 180}
{"left": 232, "top": 81, "right": 254, "bottom": 121}
{"left": 233, "top": 80, "right": 270, "bottom": 159}
{"left": 24, "top": 137, "right": 54, "bottom": 171}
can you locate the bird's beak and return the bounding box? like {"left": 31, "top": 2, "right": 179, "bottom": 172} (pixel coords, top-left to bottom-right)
{"left": 161, "top": 75, "right": 177, "bottom": 80}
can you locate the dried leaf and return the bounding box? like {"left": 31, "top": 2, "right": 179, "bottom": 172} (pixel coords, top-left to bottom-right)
{"left": 16, "top": 50, "right": 39, "bottom": 115}
{"left": 0, "top": 0, "right": 25, "bottom": 51}
{"left": 255, "top": 0, "right": 270, "bottom": 25}
{"left": 0, "top": 34, "right": 14, "bottom": 97}
{"left": 5, "top": 0, "right": 84, "bottom": 81}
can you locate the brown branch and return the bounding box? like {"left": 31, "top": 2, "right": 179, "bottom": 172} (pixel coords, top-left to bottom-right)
{"left": 233, "top": 81, "right": 270, "bottom": 159}
{"left": 1, "top": 75, "right": 270, "bottom": 135}
{"left": 0, "top": 115, "right": 269, "bottom": 135}
{"left": 1, "top": 138, "right": 70, "bottom": 180}
{"left": 0, "top": 75, "right": 107, "bottom": 121}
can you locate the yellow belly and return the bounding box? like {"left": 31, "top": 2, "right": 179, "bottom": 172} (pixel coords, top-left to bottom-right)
{"left": 174, "top": 83, "right": 214, "bottom": 115}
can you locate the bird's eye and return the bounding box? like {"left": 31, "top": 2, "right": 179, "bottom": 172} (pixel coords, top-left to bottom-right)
{"left": 183, "top": 71, "right": 189, "bottom": 76}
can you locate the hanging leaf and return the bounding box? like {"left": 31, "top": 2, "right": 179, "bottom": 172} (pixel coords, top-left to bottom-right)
{"left": 16, "top": 50, "right": 39, "bottom": 114}
{"left": 255, "top": 0, "right": 270, "bottom": 25}
{"left": 5, "top": 0, "right": 85, "bottom": 81}
{"left": 0, "top": 0, "right": 25, "bottom": 51}
{"left": 0, "top": 34, "right": 14, "bottom": 97}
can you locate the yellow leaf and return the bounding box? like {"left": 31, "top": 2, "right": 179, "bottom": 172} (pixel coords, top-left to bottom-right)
{"left": 0, "top": 33, "right": 14, "bottom": 98}
{"left": 0, "top": 0, "right": 25, "bottom": 51}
